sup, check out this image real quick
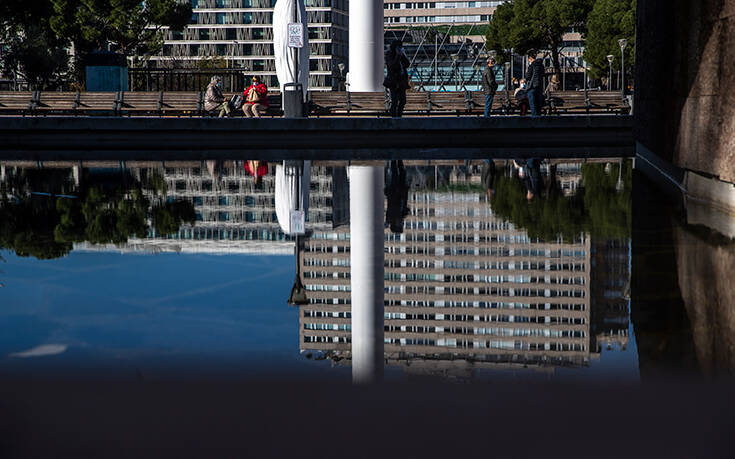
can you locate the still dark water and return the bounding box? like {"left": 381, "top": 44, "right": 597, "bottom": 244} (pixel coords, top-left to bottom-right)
{"left": 3, "top": 157, "right": 731, "bottom": 383}
{"left": 2, "top": 157, "right": 735, "bottom": 457}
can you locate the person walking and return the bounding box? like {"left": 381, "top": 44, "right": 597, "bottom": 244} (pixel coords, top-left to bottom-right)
{"left": 243, "top": 76, "right": 269, "bottom": 118}
{"left": 481, "top": 58, "right": 499, "bottom": 117}
{"left": 204, "top": 76, "right": 231, "bottom": 118}
{"left": 384, "top": 40, "right": 410, "bottom": 118}
{"left": 525, "top": 54, "right": 545, "bottom": 117}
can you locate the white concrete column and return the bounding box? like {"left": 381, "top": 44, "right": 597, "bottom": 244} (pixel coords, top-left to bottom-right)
{"left": 349, "top": 165, "right": 385, "bottom": 383}
{"left": 0, "top": 164, "right": 5, "bottom": 182}
{"left": 72, "top": 163, "right": 81, "bottom": 187}
{"left": 349, "top": 1, "right": 384, "bottom": 92}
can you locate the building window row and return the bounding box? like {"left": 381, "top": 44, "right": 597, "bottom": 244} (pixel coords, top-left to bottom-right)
{"left": 304, "top": 310, "right": 351, "bottom": 318}
{"left": 381, "top": 301, "right": 586, "bottom": 313}
{"left": 385, "top": 285, "right": 586, "bottom": 298}
{"left": 385, "top": 15, "right": 491, "bottom": 23}
{"left": 384, "top": 1, "right": 504, "bottom": 9}
{"left": 191, "top": 0, "right": 348, "bottom": 8}
{"left": 306, "top": 284, "right": 351, "bottom": 292}
{"left": 304, "top": 323, "right": 351, "bottom": 331}
{"left": 303, "top": 336, "right": 350, "bottom": 343}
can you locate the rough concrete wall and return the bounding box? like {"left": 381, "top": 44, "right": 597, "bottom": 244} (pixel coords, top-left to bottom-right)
{"left": 635, "top": 0, "right": 735, "bottom": 184}
{"left": 674, "top": 227, "right": 735, "bottom": 378}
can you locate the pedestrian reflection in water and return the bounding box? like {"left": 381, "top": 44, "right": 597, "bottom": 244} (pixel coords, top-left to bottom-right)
{"left": 513, "top": 158, "right": 541, "bottom": 200}
{"left": 384, "top": 160, "right": 409, "bottom": 233}
{"left": 481, "top": 159, "right": 496, "bottom": 199}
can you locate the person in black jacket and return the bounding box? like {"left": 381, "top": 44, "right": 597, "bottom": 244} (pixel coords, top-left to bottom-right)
{"left": 385, "top": 40, "right": 411, "bottom": 117}
{"left": 481, "top": 58, "right": 499, "bottom": 117}
{"left": 525, "top": 54, "right": 545, "bottom": 116}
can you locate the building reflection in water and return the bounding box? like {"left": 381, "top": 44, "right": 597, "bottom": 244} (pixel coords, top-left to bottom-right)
{"left": 0, "top": 159, "right": 633, "bottom": 380}
{"left": 299, "top": 160, "right": 632, "bottom": 380}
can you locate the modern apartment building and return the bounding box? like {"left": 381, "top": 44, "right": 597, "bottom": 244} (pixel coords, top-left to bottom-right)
{"left": 128, "top": 161, "right": 334, "bottom": 252}
{"left": 384, "top": 1, "right": 506, "bottom": 25}
{"left": 150, "top": 0, "right": 349, "bottom": 90}
{"left": 299, "top": 175, "right": 600, "bottom": 375}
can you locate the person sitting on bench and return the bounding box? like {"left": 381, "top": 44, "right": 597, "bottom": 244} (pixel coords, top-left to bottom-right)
{"left": 243, "top": 76, "right": 269, "bottom": 118}
{"left": 204, "top": 76, "right": 231, "bottom": 118}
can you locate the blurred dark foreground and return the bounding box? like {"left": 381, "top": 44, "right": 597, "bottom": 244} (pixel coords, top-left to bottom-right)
{"left": 1, "top": 379, "right": 733, "bottom": 458}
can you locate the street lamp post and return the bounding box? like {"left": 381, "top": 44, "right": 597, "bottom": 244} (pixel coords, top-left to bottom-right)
{"left": 618, "top": 38, "right": 628, "bottom": 102}
{"left": 504, "top": 61, "right": 511, "bottom": 113}
{"left": 337, "top": 62, "right": 346, "bottom": 91}
{"left": 229, "top": 40, "right": 242, "bottom": 91}
{"left": 451, "top": 53, "right": 459, "bottom": 91}
{"left": 510, "top": 48, "right": 514, "bottom": 82}
{"left": 606, "top": 55, "right": 614, "bottom": 91}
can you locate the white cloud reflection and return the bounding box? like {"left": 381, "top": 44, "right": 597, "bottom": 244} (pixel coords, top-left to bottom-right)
{"left": 10, "top": 344, "right": 68, "bottom": 358}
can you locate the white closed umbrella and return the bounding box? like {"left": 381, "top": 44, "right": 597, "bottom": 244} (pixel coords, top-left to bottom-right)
{"left": 275, "top": 161, "right": 311, "bottom": 235}
{"left": 273, "top": 0, "right": 310, "bottom": 101}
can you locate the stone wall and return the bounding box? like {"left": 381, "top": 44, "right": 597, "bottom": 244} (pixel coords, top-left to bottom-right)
{"left": 635, "top": 0, "right": 735, "bottom": 184}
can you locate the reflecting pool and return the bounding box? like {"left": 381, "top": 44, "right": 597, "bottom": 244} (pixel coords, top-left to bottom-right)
{"left": 0, "top": 158, "right": 732, "bottom": 384}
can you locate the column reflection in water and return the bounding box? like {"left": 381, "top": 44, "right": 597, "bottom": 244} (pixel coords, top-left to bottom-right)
{"left": 348, "top": 165, "right": 385, "bottom": 383}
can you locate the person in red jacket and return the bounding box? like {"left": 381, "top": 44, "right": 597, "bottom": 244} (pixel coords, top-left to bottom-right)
{"left": 243, "top": 76, "right": 269, "bottom": 118}
{"left": 244, "top": 160, "right": 268, "bottom": 185}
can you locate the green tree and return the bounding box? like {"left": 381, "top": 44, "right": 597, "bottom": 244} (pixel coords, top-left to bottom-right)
{"left": 581, "top": 161, "right": 632, "bottom": 239}
{"left": 50, "top": 0, "right": 191, "bottom": 63}
{"left": 0, "top": 0, "right": 70, "bottom": 89}
{"left": 483, "top": 2, "right": 517, "bottom": 64}
{"left": 0, "top": 198, "right": 73, "bottom": 259}
{"left": 486, "top": 0, "right": 595, "bottom": 81}
{"left": 1, "top": 170, "right": 194, "bottom": 260}
{"left": 583, "top": 0, "right": 635, "bottom": 81}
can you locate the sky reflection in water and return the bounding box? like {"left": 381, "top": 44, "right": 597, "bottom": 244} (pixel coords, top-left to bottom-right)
{"left": 0, "top": 158, "right": 723, "bottom": 383}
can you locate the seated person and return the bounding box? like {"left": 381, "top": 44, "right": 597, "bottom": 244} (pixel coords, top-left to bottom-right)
{"left": 244, "top": 160, "right": 268, "bottom": 185}
{"left": 204, "top": 76, "right": 231, "bottom": 118}
{"left": 243, "top": 76, "right": 269, "bottom": 118}
{"left": 514, "top": 79, "right": 530, "bottom": 116}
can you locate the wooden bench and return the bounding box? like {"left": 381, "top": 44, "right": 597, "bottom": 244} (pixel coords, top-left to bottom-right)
{"left": 0, "top": 90, "right": 626, "bottom": 117}
{"left": 308, "top": 92, "right": 350, "bottom": 115}
{"left": 547, "top": 91, "right": 628, "bottom": 114}
{"left": 221, "top": 92, "right": 282, "bottom": 117}
{"left": 74, "top": 92, "right": 118, "bottom": 115}
{"left": 469, "top": 91, "right": 515, "bottom": 115}
{"left": 33, "top": 92, "right": 78, "bottom": 115}
{"left": 0, "top": 91, "right": 35, "bottom": 115}
{"left": 117, "top": 91, "right": 164, "bottom": 116}
{"left": 311, "top": 91, "right": 513, "bottom": 117}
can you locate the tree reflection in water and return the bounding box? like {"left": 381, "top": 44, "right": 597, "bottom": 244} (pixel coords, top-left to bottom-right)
{"left": 0, "top": 168, "right": 195, "bottom": 260}
{"left": 489, "top": 159, "right": 632, "bottom": 241}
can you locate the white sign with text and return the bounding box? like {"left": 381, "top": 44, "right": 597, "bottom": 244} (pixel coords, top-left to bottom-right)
{"left": 287, "top": 23, "right": 303, "bottom": 48}
{"left": 290, "top": 210, "right": 305, "bottom": 235}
